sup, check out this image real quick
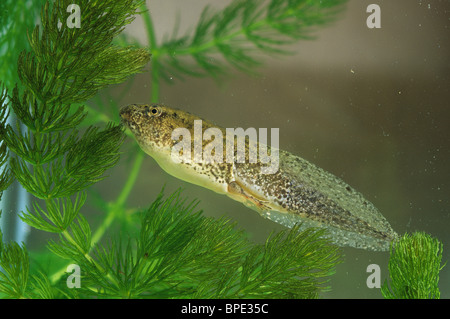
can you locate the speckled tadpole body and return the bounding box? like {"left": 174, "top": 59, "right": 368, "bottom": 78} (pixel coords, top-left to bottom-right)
{"left": 120, "top": 104, "right": 398, "bottom": 251}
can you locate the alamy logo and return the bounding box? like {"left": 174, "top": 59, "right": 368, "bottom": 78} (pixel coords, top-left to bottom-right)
{"left": 58, "top": 4, "right": 81, "bottom": 29}
{"left": 366, "top": 264, "right": 381, "bottom": 288}
{"left": 171, "top": 120, "right": 280, "bottom": 174}
{"left": 366, "top": 4, "right": 381, "bottom": 29}
{"left": 66, "top": 264, "right": 81, "bottom": 288}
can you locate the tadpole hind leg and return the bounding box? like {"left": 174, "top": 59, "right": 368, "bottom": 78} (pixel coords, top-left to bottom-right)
{"left": 227, "top": 181, "right": 272, "bottom": 211}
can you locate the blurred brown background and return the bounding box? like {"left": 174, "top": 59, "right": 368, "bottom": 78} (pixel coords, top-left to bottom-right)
{"left": 96, "top": 0, "right": 449, "bottom": 298}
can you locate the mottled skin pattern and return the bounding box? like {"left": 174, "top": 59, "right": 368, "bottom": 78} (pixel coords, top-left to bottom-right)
{"left": 120, "top": 103, "right": 398, "bottom": 251}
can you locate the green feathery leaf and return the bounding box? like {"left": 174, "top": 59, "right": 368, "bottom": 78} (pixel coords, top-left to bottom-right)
{"left": 0, "top": 85, "right": 14, "bottom": 197}
{"left": 381, "top": 232, "right": 445, "bottom": 299}
{"left": 0, "top": 233, "right": 30, "bottom": 298}
{"left": 153, "top": 0, "right": 347, "bottom": 81}
{"left": 19, "top": 192, "right": 87, "bottom": 233}
{"left": 48, "top": 214, "right": 92, "bottom": 260}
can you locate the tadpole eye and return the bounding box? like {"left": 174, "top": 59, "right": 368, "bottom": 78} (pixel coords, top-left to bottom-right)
{"left": 147, "top": 105, "right": 162, "bottom": 117}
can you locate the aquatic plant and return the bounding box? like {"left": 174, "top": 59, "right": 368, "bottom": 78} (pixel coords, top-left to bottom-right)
{"left": 382, "top": 232, "right": 445, "bottom": 299}
{"left": 0, "top": 0, "right": 149, "bottom": 298}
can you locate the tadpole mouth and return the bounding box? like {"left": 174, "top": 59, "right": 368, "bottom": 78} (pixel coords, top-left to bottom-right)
{"left": 119, "top": 105, "right": 136, "bottom": 125}
{"left": 119, "top": 105, "right": 130, "bottom": 118}
{"left": 119, "top": 104, "right": 141, "bottom": 133}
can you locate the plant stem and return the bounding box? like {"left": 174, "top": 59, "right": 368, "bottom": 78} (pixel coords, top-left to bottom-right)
{"left": 115, "top": 151, "right": 145, "bottom": 208}
{"left": 141, "top": 3, "right": 160, "bottom": 103}
{"left": 90, "top": 150, "right": 144, "bottom": 245}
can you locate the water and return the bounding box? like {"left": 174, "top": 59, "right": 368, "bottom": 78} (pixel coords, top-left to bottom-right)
{"left": 5, "top": 0, "right": 449, "bottom": 299}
